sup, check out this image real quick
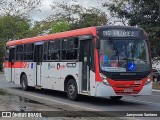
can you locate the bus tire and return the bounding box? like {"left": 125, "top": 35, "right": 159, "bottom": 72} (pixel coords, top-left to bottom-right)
{"left": 21, "top": 74, "right": 29, "bottom": 91}
{"left": 110, "top": 96, "right": 123, "bottom": 101}
{"left": 67, "top": 79, "right": 78, "bottom": 101}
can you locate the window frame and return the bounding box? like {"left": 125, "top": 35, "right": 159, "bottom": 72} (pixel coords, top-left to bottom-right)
{"left": 23, "top": 43, "right": 34, "bottom": 61}
{"left": 47, "top": 39, "right": 61, "bottom": 61}
{"left": 16, "top": 45, "right": 24, "bottom": 61}
{"left": 61, "top": 37, "right": 79, "bottom": 61}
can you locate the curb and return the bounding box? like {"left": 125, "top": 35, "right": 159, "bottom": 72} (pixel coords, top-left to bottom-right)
{"left": 152, "top": 89, "right": 160, "bottom": 92}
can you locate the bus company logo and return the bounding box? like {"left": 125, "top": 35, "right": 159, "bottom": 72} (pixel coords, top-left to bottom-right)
{"left": 48, "top": 63, "right": 55, "bottom": 69}
{"left": 57, "top": 63, "right": 65, "bottom": 70}
{"left": 22, "top": 62, "right": 29, "bottom": 68}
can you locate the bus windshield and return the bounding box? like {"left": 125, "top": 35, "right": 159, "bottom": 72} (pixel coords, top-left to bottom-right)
{"left": 99, "top": 39, "right": 151, "bottom": 72}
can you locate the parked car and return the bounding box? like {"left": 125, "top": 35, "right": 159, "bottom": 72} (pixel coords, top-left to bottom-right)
{"left": 152, "top": 68, "right": 160, "bottom": 82}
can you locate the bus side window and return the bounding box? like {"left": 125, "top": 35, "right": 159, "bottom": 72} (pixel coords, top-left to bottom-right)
{"left": 23, "top": 44, "right": 34, "bottom": 61}
{"left": 48, "top": 40, "right": 60, "bottom": 60}
{"left": 61, "top": 37, "right": 78, "bottom": 60}
{"left": 43, "top": 42, "right": 48, "bottom": 61}
{"left": 16, "top": 45, "right": 23, "bottom": 61}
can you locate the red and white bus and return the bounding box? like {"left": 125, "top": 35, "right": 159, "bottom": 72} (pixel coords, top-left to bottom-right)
{"left": 4, "top": 26, "right": 152, "bottom": 100}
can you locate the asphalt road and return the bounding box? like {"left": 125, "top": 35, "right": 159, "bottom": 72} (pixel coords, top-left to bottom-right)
{"left": 0, "top": 73, "right": 160, "bottom": 120}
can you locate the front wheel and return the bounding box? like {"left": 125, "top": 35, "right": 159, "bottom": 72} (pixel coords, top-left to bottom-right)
{"left": 67, "top": 79, "right": 78, "bottom": 101}
{"left": 110, "top": 96, "right": 123, "bottom": 101}
{"left": 21, "top": 74, "right": 29, "bottom": 91}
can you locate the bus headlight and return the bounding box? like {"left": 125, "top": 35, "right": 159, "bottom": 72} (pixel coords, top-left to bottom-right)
{"left": 145, "top": 74, "right": 152, "bottom": 85}
{"left": 100, "top": 73, "right": 110, "bottom": 86}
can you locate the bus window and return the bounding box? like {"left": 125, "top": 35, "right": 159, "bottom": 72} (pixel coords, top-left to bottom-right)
{"left": 16, "top": 45, "right": 23, "bottom": 61}
{"left": 24, "top": 44, "right": 34, "bottom": 61}
{"left": 48, "top": 40, "right": 60, "bottom": 60}
{"left": 61, "top": 37, "right": 78, "bottom": 60}
{"left": 43, "top": 42, "right": 48, "bottom": 60}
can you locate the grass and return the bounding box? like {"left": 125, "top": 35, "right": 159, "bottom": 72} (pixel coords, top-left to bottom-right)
{"left": 152, "top": 82, "right": 160, "bottom": 90}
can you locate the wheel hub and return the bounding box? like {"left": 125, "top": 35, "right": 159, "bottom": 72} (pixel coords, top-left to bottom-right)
{"left": 69, "top": 85, "right": 75, "bottom": 96}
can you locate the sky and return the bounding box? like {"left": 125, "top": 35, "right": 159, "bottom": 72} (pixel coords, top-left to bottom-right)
{"left": 29, "top": 0, "right": 110, "bottom": 21}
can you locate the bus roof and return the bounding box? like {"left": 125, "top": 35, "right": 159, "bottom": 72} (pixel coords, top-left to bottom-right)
{"left": 6, "top": 25, "right": 145, "bottom": 46}
{"left": 6, "top": 27, "right": 96, "bottom": 46}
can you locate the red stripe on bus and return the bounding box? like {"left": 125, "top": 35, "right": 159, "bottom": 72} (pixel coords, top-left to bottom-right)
{"left": 4, "top": 62, "right": 29, "bottom": 68}
{"left": 4, "top": 62, "right": 11, "bottom": 68}
{"left": 95, "top": 50, "right": 101, "bottom": 82}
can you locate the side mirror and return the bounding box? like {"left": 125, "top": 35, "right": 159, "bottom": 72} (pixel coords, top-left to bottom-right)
{"left": 96, "top": 39, "right": 100, "bottom": 49}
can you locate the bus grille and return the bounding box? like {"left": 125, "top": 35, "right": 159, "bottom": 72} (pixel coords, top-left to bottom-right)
{"left": 112, "top": 75, "right": 144, "bottom": 80}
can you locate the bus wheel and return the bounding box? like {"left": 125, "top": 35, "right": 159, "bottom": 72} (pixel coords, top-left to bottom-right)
{"left": 21, "top": 74, "right": 29, "bottom": 91}
{"left": 67, "top": 79, "right": 78, "bottom": 101}
{"left": 110, "top": 96, "right": 123, "bottom": 101}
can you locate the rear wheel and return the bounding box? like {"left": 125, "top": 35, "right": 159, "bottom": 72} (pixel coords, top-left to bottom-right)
{"left": 110, "top": 96, "right": 123, "bottom": 101}
{"left": 21, "top": 74, "right": 29, "bottom": 91}
{"left": 67, "top": 79, "right": 78, "bottom": 101}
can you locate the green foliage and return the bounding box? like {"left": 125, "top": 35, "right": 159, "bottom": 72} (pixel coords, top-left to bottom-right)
{"left": 75, "top": 12, "right": 107, "bottom": 29}
{"left": 0, "top": 0, "right": 41, "bottom": 71}
{"left": 0, "top": 14, "right": 30, "bottom": 40}
{"left": 106, "top": 0, "right": 160, "bottom": 57}
{"left": 50, "top": 21, "right": 71, "bottom": 33}
{"left": 0, "top": 0, "right": 41, "bottom": 17}
{"left": 50, "top": 2, "right": 108, "bottom": 29}
{"left": 0, "top": 14, "right": 31, "bottom": 71}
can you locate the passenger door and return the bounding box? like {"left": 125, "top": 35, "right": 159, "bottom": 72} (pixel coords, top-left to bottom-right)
{"left": 80, "top": 40, "right": 93, "bottom": 92}
{"left": 34, "top": 42, "right": 43, "bottom": 86}
{"left": 9, "top": 48, "right": 16, "bottom": 82}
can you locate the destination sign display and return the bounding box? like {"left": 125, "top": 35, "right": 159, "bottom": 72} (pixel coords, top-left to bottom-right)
{"left": 102, "top": 29, "right": 141, "bottom": 37}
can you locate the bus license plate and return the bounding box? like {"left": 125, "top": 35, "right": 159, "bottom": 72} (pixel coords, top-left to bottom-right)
{"left": 124, "top": 88, "right": 133, "bottom": 92}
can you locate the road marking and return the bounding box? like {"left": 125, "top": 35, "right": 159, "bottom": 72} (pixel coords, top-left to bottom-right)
{"left": 123, "top": 98, "right": 160, "bottom": 106}
{"left": 7, "top": 89, "right": 99, "bottom": 111}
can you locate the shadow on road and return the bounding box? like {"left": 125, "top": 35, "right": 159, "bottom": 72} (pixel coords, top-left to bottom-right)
{"left": 10, "top": 86, "right": 142, "bottom": 107}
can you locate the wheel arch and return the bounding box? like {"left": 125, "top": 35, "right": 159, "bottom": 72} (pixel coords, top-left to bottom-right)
{"left": 64, "top": 75, "right": 77, "bottom": 92}
{"left": 20, "top": 72, "right": 26, "bottom": 85}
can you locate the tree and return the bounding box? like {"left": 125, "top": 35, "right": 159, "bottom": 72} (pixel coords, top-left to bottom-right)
{"left": 0, "top": 14, "right": 32, "bottom": 71}
{"left": 75, "top": 7, "right": 107, "bottom": 29}
{"left": 0, "top": 14, "right": 31, "bottom": 40}
{"left": 0, "top": 0, "right": 41, "bottom": 17}
{"left": 50, "top": 21, "right": 71, "bottom": 33}
{"left": 105, "top": 0, "right": 160, "bottom": 57}
{"left": 50, "top": 2, "right": 108, "bottom": 29}
{"left": 0, "top": 0, "right": 41, "bottom": 71}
